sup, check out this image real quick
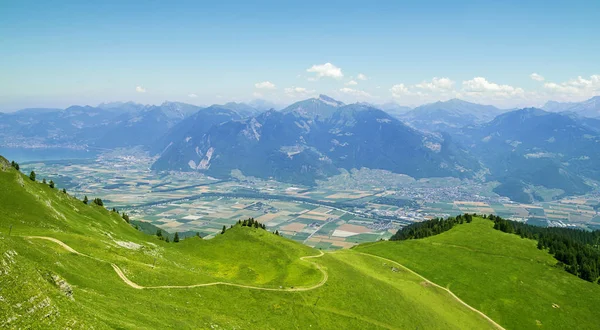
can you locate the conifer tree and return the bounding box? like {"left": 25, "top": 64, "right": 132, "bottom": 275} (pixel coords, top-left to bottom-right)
{"left": 165, "top": 236, "right": 170, "bottom": 243}
{"left": 42, "top": 178, "right": 47, "bottom": 184}
{"left": 221, "top": 225, "right": 226, "bottom": 234}
{"left": 49, "top": 180, "right": 55, "bottom": 189}
{"left": 174, "top": 232, "right": 180, "bottom": 243}
{"left": 83, "top": 195, "right": 88, "bottom": 204}
{"left": 62, "top": 188, "right": 67, "bottom": 194}
{"left": 29, "top": 171, "right": 36, "bottom": 181}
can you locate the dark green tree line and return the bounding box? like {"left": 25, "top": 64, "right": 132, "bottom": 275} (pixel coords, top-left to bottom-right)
{"left": 390, "top": 213, "right": 474, "bottom": 241}
{"left": 488, "top": 214, "right": 600, "bottom": 283}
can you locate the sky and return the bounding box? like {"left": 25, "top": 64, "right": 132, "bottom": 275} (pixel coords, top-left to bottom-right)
{"left": 1, "top": 0, "right": 599, "bottom": 111}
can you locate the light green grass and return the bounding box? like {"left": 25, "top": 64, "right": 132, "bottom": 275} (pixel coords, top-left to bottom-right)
{"left": 0, "top": 162, "right": 495, "bottom": 329}
{"left": 356, "top": 218, "right": 600, "bottom": 330}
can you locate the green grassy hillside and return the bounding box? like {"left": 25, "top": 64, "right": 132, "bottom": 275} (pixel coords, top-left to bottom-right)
{"left": 357, "top": 218, "right": 600, "bottom": 330}
{"left": 0, "top": 159, "right": 496, "bottom": 329}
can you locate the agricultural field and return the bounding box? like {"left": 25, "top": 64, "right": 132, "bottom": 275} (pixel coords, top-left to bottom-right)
{"left": 17, "top": 149, "right": 600, "bottom": 249}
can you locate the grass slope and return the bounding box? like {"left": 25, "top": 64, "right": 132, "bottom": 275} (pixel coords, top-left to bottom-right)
{"left": 0, "top": 160, "right": 494, "bottom": 329}
{"left": 357, "top": 218, "right": 600, "bottom": 330}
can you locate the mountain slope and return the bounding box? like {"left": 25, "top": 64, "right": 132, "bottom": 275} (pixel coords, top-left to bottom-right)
{"left": 152, "top": 97, "right": 481, "bottom": 184}
{"left": 151, "top": 105, "right": 242, "bottom": 156}
{"left": 357, "top": 217, "right": 600, "bottom": 330}
{"left": 453, "top": 108, "right": 600, "bottom": 202}
{"left": 0, "top": 158, "right": 496, "bottom": 329}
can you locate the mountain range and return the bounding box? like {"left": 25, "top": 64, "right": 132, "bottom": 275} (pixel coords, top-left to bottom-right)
{"left": 454, "top": 108, "right": 600, "bottom": 202}
{"left": 3, "top": 95, "right": 600, "bottom": 202}
{"left": 152, "top": 95, "right": 479, "bottom": 184}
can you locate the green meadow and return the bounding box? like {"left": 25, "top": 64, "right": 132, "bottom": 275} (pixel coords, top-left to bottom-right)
{"left": 357, "top": 218, "right": 600, "bottom": 330}
{"left": 0, "top": 158, "right": 495, "bottom": 329}
{"left": 3, "top": 156, "right": 600, "bottom": 329}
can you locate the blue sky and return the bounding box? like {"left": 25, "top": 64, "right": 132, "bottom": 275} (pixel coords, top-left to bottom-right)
{"left": 1, "top": 0, "right": 599, "bottom": 111}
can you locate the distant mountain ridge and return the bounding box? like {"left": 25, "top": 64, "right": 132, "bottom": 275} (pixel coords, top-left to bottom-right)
{"left": 0, "top": 101, "right": 262, "bottom": 150}
{"left": 152, "top": 95, "right": 481, "bottom": 185}
{"left": 4, "top": 95, "right": 600, "bottom": 202}
{"left": 542, "top": 96, "right": 600, "bottom": 118}
{"left": 453, "top": 107, "right": 600, "bottom": 202}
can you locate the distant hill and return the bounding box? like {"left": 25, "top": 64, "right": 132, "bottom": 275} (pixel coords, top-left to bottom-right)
{"left": 280, "top": 94, "right": 345, "bottom": 119}
{"left": 454, "top": 108, "right": 600, "bottom": 202}
{"left": 152, "top": 96, "right": 480, "bottom": 184}
{"left": 248, "top": 98, "right": 282, "bottom": 112}
{"left": 400, "top": 99, "right": 505, "bottom": 132}
{"left": 214, "top": 101, "right": 263, "bottom": 117}
{"left": 13, "top": 108, "right": 63, "bottom": 115}
{"left": 377, "top": 102, "right": 413, "bottom": 118}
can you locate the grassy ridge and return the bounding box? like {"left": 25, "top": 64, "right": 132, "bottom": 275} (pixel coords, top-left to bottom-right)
{"left": 357, "top": 218, "right": 600, "bottom": 330}
{"left": 0, "top": 161, "right": 495, "bottom": 329}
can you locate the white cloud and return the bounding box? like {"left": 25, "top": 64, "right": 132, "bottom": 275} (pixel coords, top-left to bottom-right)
{"left": 415, "top": 77, "right": 455, "bottom": 92}
{"left": 255, "top": 81, "right": 276, "bottom": 89}
{"left": 345, "top": 80, "right": 358, "bottom": 86}
{"left": 339, "top": 87, "right": 371, "bottom": 97}
{"left": 284, "top": 86, "right": 315, "bottom": 98}
{"left": 530, "top": 73, "right": 545, "bottom": 81}
{"left": 188, "top": 93, "right": 198, "bottom": 98}
{"left": 252, "top": 92, "right": 263, "bottom": 98}
{"left": 543, "top": 75, "right": 600, "bottom": 97}
{"left": 357, "top": 73, "right": 368, "bottom": 80}
{"left": 135, "top": 86, "right": 146, "bottom": 93}
{"left": 306, "top": 62, "right": 343, "bottom": 79}
{"left": 462, "top": 77, "right": 524, "bottom": 97}
{"left": 390, "top": 84, "right": 411, "bottom": 98}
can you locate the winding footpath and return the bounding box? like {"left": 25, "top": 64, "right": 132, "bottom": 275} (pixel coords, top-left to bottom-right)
{"left": 355, "top": 251, "right": 506, "bottom": 330}
{"left": 25, "top": 236, "right": 327, "bottom": 292}
{"left": 26, "top": 236, "right": 504, "bottom": 329}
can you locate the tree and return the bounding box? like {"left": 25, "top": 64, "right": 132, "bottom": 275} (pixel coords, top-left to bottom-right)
{"left": 122, "top": 213, "right": 130, "bottom": 223}
{"left": 275, "top": 230, "right": 280, "bottom": 236}
{"left": 93, "top": 198, "right": 104, "bottom": 206}
{"left": 174, "top": 232, "right": 180, "bottom": 243}
{"left": 196, "top": 232, "right": 202, "bottom": 239}
{"left": 49, "top": 180, "right": 55, "bottom": 189}
{"left": 11, "top": 161, "right": 19, "bottom": 171}
{"left": 112, "top": 207, "right": 117, "bottom": 212}
{"left": 29, "top": 171, "right": 36, "bottom": 181}
{"left": 221, "top": 225, "right": 226, "bottom": 234}
{"left": 83, "top": 195, "right": 88, "bottom": 204}
{"left": 165, "top": 236, "right": 170, "bottom": 243}
{"left": 156, "top": 229, "right": 163, "bottom": 238}
{"left": 62, "top": 188, "right": 67, "bottom": 194}
{"left": 42, "top": 178, "right": 47, "bottom": 184}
